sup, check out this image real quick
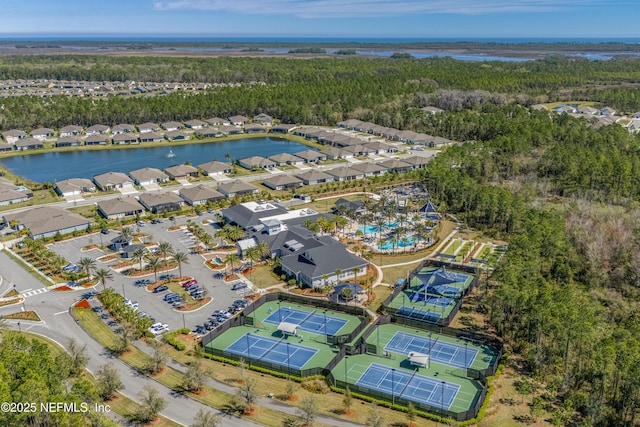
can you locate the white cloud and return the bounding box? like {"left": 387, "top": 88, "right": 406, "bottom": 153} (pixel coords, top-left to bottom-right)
{"left": 153, "top": 0, "right": 599, "bottom": 17}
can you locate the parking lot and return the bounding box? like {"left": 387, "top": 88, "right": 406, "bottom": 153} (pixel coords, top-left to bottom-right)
{"left": 47, "top": 212, "right": 251, "bottom": 333}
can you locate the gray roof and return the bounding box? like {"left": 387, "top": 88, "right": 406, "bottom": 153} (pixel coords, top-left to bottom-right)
{"left": 179, "top": 184, "right": 225, "bottom": 203}
{"left": 164, "top": 164, "right": 199, "bottom": 177}
{"left": 281, "top": 244, "right": 367, "bottom": 280}
{"left": 205, "top": 117, "right": 227, "bottom": 125}
{"left": 294, "top": 150, "right": 325, "bottom": 161}
{"left": 31, "top": 128, "right": 54, "bottom": 137}
{"left": 138, "top": 122, "right": 159, "bottom": 132}
{"left": 403, "top": 156, "right": 431, "bottom": 167}
{"left": 56, "top": 178, "right": 95, "bottom": 193}
{"left": 93, "top": 172, "right": 133, "bottom": 188}
{"left": 270, "top": 124, "right": 296, "bottom": 132}
{"left": 296, "top": 169, "right": 334, "bottom": 182}
{"left": 15, "top": 138, "right": 43, "bottom": 148}
{"left": 85, "top": 134, "right": 109, "bottom": 144}
{"left": 268, "top": 153, "right": 303, "bottom": 164}
{"left": 161, "top": 121, "right": 183, "bottom": 130}
{"left": 239, "top": 156, "right": 275, "bottom": 168}
{"left": 129, "top": 167, "right": 168, "bottom": 183}
{"left": 57, "top": 136, "right": 81, "bottom": 145}
{"left": 221, "top": 202, "right": 288, "bottom": 229}
{"left": 350, "top": 162, "right": 388, "bottom": 174}
{"left": 184, "top": 119, "right": 206, "bottom": 128}
{"left": 253, "top": 113, "right": 273, "bottom": 123}
{"left": 0, "top": 177, "right": 33, "bottom": 203}
{"left": 217, "top": 180, "right": 258, "bottom": 196}
{"left": 86, "top": 124, "right": 110, "bottom": 133}
{"left": 138, "top": 191, "right": 184, "bottom": 208}
{"left": 3, "top": 129, "right": 27, "bottom": 138}
{"left": 165, "top": 130, "right": 189, "bottom": 140}
{"left": 263, "top": 174, "right": 303, "bottom": 187}
{"left": 244, "top": 124, "right": 266, "bottom": 132}
{"left": 229, "top": 115, "right": 248, "bottom": 123}
{"left": 97, "top": 197, "right": 144, "bottom": 216}
{"left": 112, "top": 123, "right": 135, "bottom": 132}
{"left": 112, "top": 133, "right": 138, "bottom": 143}
{"left": 140, "top": 131, "right": 164, "bottom": 141}
{"left": 60, "top": 125, "right": 82, "bottom": 134}
{"left": 197, "top": 160, "right": 232, "bottom": 173}
{"left": 326, "top": 166, "right": 364, "bottom": 180}
{"left": 4, "top": 206, "right": 90, "bottom": 237}
{"left": 376, "top": 159, "right": 412, "bottom": 170}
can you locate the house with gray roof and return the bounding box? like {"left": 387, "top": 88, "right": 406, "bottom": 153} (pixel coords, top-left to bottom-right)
{"left": 93, "top": 172, "right": 135, "bottom": 191}
{"left": 229, "top": 115, "right": 248, "bottom": 126}
{"left": 218, "top": 125, "right": 243, "bottom": 135}
{"left": 139, "top": 132, "right": 164, "bottom": 143}
{"left": 112, "top": 133, "right": 139, "bottom": 144}
{"left": 14, "top": 138, "right": 44, "bottom": 151}
{"left": 221, "top": 201, "right": 288, "bottom": 229}
{"left": 292, "top": 126, "right": 322, "bottom": 138}
{"left": 0, "top": 177, "right": 33, "bottom": 206}
{"left": 217, "top": 180, "right": 259, "bottom": 198}
{"left": 263, "top": 174, "right": 303, "bottom": 191}
{"left": 129, "top": 167, "right": 169, "bottom": 186}
{"left": 56, "top": 136, "right": 81, "bottom": 147}
{"left": 253, "top": 113, "right": 273, "bottom": 125}
{"left": 97, "top": 197, "right": 145, "bottom": 220}
{"left": 205, "top": 117, "right": 229, "bottom": 126}
{"left": 0, "top": 143, "right": 12, "bottom": 152}
{"left": 138, "top": 192, "right": 184, "bottom": 214}
{"left": 376, "top": 159, "right": 413, "bottom": 174}
{"left": 59, "top": 125, "right": 83, "bottom": 137}
{"left": 195, "top": 128, "right": 223, "bottom": 138}
{"left": 294, "top": 150, "right": 326, "bottom": 164}
{"left": 326, "top": 166, "right": 365, "bottom": 182}
{"left": 184, "top": 119, "right": 206, "bottom": 129}
{"left": 161, "top": 121, "right": 183, "bottom": 131}
{"left": 296, "top": 170, "right": 334, "bottom": 185}
{"left": 363, "top": 141, "right": 396, "bottom": 154}
{"left": 137, "top": 122, "right": 160, "bottom": 133}
{"left": 55, "top": 178, "right": 96, "bottom": 197}
{"left": 179, "top": 184, "right": 225, "bottom": 206}
{"left": 337, "top": 119, "right": 364, "bottom": 129}
{"left": 3, "top": 206, "right": 90, "bottom": 239}
{"left": 244, "top": 124, "right": 266, "bottom": 134}
{"left": 197, "top": 161, "right": 232, "bottom": 177}
{"left": 350, "top": 162, "right": 387, "bottom": 177}
{"left": 2, "top": 129, "right": 27, "bottom": 144}
{"left": 112, "top": 123, "right": 135, "bottom": 134}
{"left": 31, "top": 128, "right": 54, "bottom": 140}
{"left": 164, "top": 164, "right": 199, "bottom": 180}
{"left": 268, "top": 153, "right": 304, "bottom": 166}
{"left": 270, "top": 124, "right": 296, "bottom": 134}
{"left": 86, "top": 124, "right": 110, "bottom": 135}
{"left": 165, "top": 130, "right": 190, "bottom": 141}
{"left": 238, "top": 156, "right": 276, "bottom": 170}
{"left": 85, "top": 134, "right": 109, "bottom": 146}
{"left": 342, "top": 144, "right": 373, "bottom": 156}
{"left": 320, "top": 146, "right": 352, "bottom": 160}
{"left": 403, "top": 155, "right": 431, "bottom": 169}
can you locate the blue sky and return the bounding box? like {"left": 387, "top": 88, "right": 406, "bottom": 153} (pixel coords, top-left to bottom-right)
{"left": 0, "top": 0, "right": 636, "bottom": 39}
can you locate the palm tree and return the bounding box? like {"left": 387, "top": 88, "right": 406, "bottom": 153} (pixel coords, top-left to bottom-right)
{"left": 245, "top": 246, "right": 261, "bottom": 274}
{"left": 132, "top": 247, "right": 146, "bottom": 271}
{"left": 157, "top": 241, "right": 175, "bottom": 272}
{"left": 173, "top": 252, "right": 189, "bottom": 278}
{"left": 94, "top": 268, "right": 114, "bottom": 292}
{"left": 200, "top": 233, "right": 213, "bottom": 250}
{"left": 78, "top": 257, "right": 96, "bottom": 280}
{"left": 335, "top": 216, "right": 349, "bottom": 237}
{"left": 225, "top": 253, "right": 240, "bottom": 276}
{"left": 375, "top": 219, "right": 386, "bottom": 242}
{"left": 145, "top": 256, "right": 162, "bottom": 283}
{"left": 254, "top": 240, "right": 270, "bottom": 260}
{"left": 120, "top": 227, "right": 133, "bottom": 242}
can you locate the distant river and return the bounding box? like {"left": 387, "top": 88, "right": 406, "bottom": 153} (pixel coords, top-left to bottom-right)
{"left": 0, "top": 137, "right": 309, "bottom": 183}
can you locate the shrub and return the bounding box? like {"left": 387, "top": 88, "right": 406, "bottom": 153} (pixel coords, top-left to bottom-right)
{"left": 301, "top": 378, "right": 329, "bottom": 394}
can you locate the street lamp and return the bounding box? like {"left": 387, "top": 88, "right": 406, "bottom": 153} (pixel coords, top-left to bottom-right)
{"left": 323, "top": 310, "right": 327, "bottom": 344}
{"left": 344, "top": 356, "right": 349, "bottom": 386}
{"left": 441, "top": 381, "right": 446, "bottom": 418}
{"left": 464, "top": 341, "right": 468, "bottom": 377}
{"left": 121, "top": 283, "right": 126, "bottom": 298}
{"left": 391, "top": 368, "right": 396, "bottom": 405}
{"left": 17, "top": 322, "right": 21, "bottom": 332}
{"left": 286, "top": 342, "right": 291, "bottom": 379}
{"left": 278, "top": 300, "right": 282, "bottom": 322}
{"left": 182, "top": 313, "right": 186, "bottom": 329}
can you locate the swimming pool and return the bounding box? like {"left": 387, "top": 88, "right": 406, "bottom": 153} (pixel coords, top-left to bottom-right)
{"left": 357, "top": 225, "right": 380, "bottom": 235}
{"left": 378, "top": 235, "right": 419, "bottom": 250}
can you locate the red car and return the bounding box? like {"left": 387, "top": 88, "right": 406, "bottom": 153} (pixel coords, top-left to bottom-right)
{"left": 181, "top": 279, "right": 197, "bottom": 287}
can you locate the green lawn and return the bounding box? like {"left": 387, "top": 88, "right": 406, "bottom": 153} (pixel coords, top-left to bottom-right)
{"left": 0, "top": 188, "right": 61, "bottom": 212}
{"left": 71, "top": 307, "right": 120, "bottom": 349}
{"left": 247, "top": 264, "right": 283, "bottom": 289}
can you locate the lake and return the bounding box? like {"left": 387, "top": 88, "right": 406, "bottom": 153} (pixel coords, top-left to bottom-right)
{"left": 0, "top": 137, "right": 310, "bottom": 183}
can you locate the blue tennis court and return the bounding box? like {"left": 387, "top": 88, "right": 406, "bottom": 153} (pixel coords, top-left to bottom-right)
{"left": 416, "top": 283, "right": 462, "bottom": 296}
{"left": 396, "top": 306, "right": 441, "bottom": 321}
{"left": 409, "top": 292, "right": 453, "bottom": 307}
{"left": 225, "top": 333, "right": 317, "bottom": 370}
{"left": 356, "top": 363, "right": 459, "bottom": 410}
{"left": 264, "top": 307, "right": 347, "bottom": 336}
{"left": 384, "top": 331, "right": 478, "bottom": 369}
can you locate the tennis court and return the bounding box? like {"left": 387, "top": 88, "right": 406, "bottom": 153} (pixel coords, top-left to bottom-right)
{"left": 396, "top": 306, "right": 441, "bottom": 321}
{"left": 225, "top": 333, "right": 317, "bottom": 370}
{"left": 417, "top": 283, "right": 462, "bottom": 296}
{"left": 409, "top": 292, "right": 453, "bottom": 307}
{"left": 384, "top": 331, "right": 478, "bottom": 369}
{"left": 264, "top": 306, "right": 347, "bottom": 336}
{"left": 356, "top": 363, "right": 459, "bottom": 410}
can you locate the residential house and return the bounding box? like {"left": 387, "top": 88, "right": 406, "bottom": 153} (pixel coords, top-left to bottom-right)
{"left": 85, "top": 134, "right": 109, "bottom": 146}
{"left": 600, "top": 107, "right": 616, "bottom": 116}
{"left": 296, "top": 170, "right": 334, "bottom": 185}
{"left": 112, "top": 123, "right": 135, "bottom": 134}
{"left": 3, "top": 206, "right": 90, "bottom": 239}
{"left": 578, "top": 106, "right": 598, "bottom": 115}
{"left": 205, "top": 117, "right": 230, "bottom": 126}
{"left": 112, "top": 133, "right": 139, "bottom": 144}
{"left": 2, "top": 129, "right": 27, "bottom": 144}
{"left": 0, "top": 143, "right": 13, "bottom": 152}
{"left": 292, "top": 126, "right": 322, "bottom": 138}
{"left": 363, "top": 141, "right": 396, "bottom": 155}
{"left": 137, "top": 122, "right": 160, "bottom": 133}
{"left": 350, "top": 162, "right": 387, "bottom": 177}
{"left": 97, "top": 197, "right": 145, "bottom": 220}
{"left": 14, "top": 138, "right": 44, "bottom": 151}
{"left": 229, "top": 115, "right": 248, "bottom": 126}
{"left": 59, "top": 125, "right": 83, "bottom": 137}
{"left": 93, "top": 172, "right": 135, "bottom": 191}
{"left": 197, "top": 161, "right": 232, "bottom": 177}
{"left": 164, "top": 164, "right": 200, "bottom": 180}
{"left": 161, "top": 121, "right": 183, "bottom": 131}
{"left": 165, "top": 130, "right": 190, "bottom": 141}
{"left": 139, "top": 132, "right": 164, "bottom": 143}
{"left": 221, "top": 201, "right": 288, "bottom": 229}
{"left": 333, "top": 197, "right": 366, "bottom": 215}
{"left": 253, "top": 113, "right": 273, "bottom": 125}
{"left": 320, "top": 147, "right": 352, "bottom": 160}
{"left": 179, "top": 184, "right": 225, "bottom": 206}
{"left": 554, "top": 104, "right": 578, "bottom": 114}
{"left": 195, "top": 128, "right": 223, "bottom": 138}
{"left": 326, "top": 166, "right": 365, "bottom": 182}
{"left": 0, "top": 177, "right": 33, "bottom": 206}
{"left": 86, "top": 124, "right": 110, "bottom": 135}
{"left": 270, "top": 124, "right": 296, "bottom": 134}
{"left": 55, "top": 178, "right": 96, "bottom": 197}
{"left": 342, "top": 144, "right": 373, "bottom": 157}
{"left": 138, "top": 192, "right": 184, "bottom": 214}
{"left": 238, "top": 156, "right": 276, "bottom": 170}
{"left": 337, "top": 119, "right": 364, "bottom": 129}
{"left": 263, "top": 174, "right": 304, "bottom": 191}
{"left": 377, "top": 159, "right": 413, "bottom": 174}
{"left": 218, "top": 125, "right": 243, "bottom": 135}
{"left": 31, "top": 128, "right": 55, "bottom": 140}
{"left": 55, "top": 136, "right": 81, "bottom": 147}
{"left": 184, "top": 119, "right": 206, "bottom": 129}
{"left": 294, "top": 150, "right": 326, "bottom": 164}
{"left": 217, "top": 180, "right": 259, "bottom": 198}
{"left": 244, "top": 124, "right": 266, "bottom": 134}
{"left": 268, "top": 153, "right": 304, "bottom": 166}
{"left": 402, "top": 155, "right": 431, "bottom": 169}
{"left": 129, "top": 167, "right": 169, "bottom": 185}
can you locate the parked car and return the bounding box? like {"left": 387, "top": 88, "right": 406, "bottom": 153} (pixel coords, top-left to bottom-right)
{"left": 163, "top": 293, "right": 178, "bottom": 301}
{"left": 230, "top": 282, "right": 247, "bottom": 291}
{"left": 153, "top": 285, "right": 169, "bottom": 293}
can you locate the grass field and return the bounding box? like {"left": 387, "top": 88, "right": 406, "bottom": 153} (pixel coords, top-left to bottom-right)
{"left": 247, "top": 264, "right": 283, "bottom": 288}
{"left": 381, "top": 261, "right": 422, "bottom": 285}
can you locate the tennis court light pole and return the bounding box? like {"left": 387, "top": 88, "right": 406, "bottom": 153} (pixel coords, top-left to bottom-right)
{"left": 391, "top": 368, "right": 396, "bottom": 405}
{"left": 245, "top": 333, "right": 251, "bottom": 366}
{"left": 464, "top": 341, "right": 468, "bottom": 377}
{"left": 324, "top": 310, "right": 327, "bottom": 344}
{"left": 441, "top": 381, "right": 446, "bottom": 418}
{"left": 286, "top": 342, "right": 290, "bottom": 379}
{"left": 344, "top": 356, "right": 348, "bottom": 386}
